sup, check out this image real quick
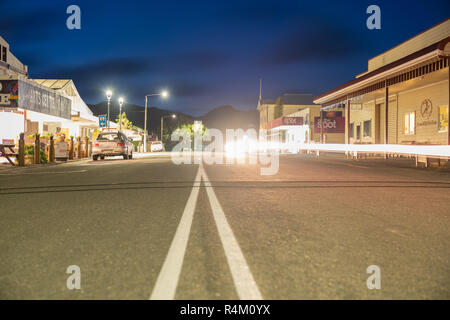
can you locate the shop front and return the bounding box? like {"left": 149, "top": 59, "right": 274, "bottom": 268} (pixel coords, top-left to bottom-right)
{"left": 314, "top": 19, "right": 450, "bottom": 146}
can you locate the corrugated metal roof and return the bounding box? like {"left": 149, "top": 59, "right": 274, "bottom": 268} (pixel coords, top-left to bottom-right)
{"left": 32, "top": 79, "right": 71, "bottom": 89}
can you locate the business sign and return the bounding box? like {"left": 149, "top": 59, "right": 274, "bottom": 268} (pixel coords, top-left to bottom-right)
{"left": 314, "top": 116, "right": 345, "bottom": 133}
{"left": 267, "top": 117, "right": 303, "bottom": 130}
{"left": 99, "top": 114, "right": 107, "bottom": 128}
{"left": 18, "top": 80, "right": 72, "bottom": 119}
{"left": 0, "top": 80, "right": 19, "bottom": 109}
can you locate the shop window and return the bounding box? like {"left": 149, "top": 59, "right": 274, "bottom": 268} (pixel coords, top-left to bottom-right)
{"left": 404, "top": 112, "right": 415, "bottom": 135}
{"left": 350, "top": 123, "right": 354, "bottom": 138}
{"left": 356, "top": 124, "right": 361, "bottom": 141}
{"left": 438, "top": 105, "right": 448, "bottom": 132}
{"left": 363, "top": 120, "right": 371, "bottom": 137}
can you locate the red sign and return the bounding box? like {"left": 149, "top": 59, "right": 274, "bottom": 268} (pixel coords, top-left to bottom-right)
{"left": 267, "top": 117, "right": 303, "bottom": 130}
{"left": 314, "top": 116, "right": 345, "bottom": 133}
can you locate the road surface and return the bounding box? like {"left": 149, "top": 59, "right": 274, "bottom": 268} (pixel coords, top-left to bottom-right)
{"left": 0, "top": 153, "right": 449, "bottom": 299}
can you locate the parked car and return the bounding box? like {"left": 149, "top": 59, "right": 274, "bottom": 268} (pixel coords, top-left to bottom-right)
{"left": 93, "top": 130, "right": 133, "bottom": 160}
{"left": 150, "top": 141, "right": 164, "bottom": 152}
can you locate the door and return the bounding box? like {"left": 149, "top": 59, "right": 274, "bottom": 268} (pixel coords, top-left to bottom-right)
{"left": 375, "top": 104, "right": 381, "bottom": 144}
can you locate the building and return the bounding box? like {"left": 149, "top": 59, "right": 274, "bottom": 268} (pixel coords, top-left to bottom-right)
{"left": 314, "top": 18, "right": 450, "bottom": 146}
{"left": 0, "top": 36, "right": 105, "bottom": 145}
{"left": 257, "top": 93, "right": 319, "bottom": 130}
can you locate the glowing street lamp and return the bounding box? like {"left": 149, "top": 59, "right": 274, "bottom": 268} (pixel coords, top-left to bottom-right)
{"left": 161, "top": 113, "right": 176, "bottom": 142}
{"left": 118, "top": 97, "right": 124, "bottom": 131}
{"left": 143, "top": 90, "right": 169, "bottom": 152}
{"left": 106, "top": 89, "right": 113, "bottom": 128}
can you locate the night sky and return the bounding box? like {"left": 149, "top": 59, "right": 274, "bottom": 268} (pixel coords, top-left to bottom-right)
{"left": 1, "top": 0, "right": 449, "bottom": 116}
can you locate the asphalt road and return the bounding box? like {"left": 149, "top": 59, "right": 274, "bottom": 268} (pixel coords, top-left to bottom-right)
{"left": 0, "top": 153, "right": 449, "bottom": 299}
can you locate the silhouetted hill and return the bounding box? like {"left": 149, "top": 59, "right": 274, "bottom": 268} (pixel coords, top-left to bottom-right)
{"left": 88, "top": 101, "right": 193, "bottom": 136}
{"left": 200, "top": 105, "right": 259, "bottom": 132}
{"left": 88, "top": 102, "right": 259, "bottom": 134}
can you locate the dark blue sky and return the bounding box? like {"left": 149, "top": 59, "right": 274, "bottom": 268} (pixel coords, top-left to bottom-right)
{"left": 1, "top": 0, "right": 449, "bottom": 115}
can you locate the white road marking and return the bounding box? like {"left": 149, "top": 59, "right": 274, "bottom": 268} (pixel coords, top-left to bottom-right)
{"left": 0, "top": 169, "right": 87, "bottom": 176}
{"left": 149, "top": 166, "right": 202, "bottom": 300}
{"left": 201, "top": 166, "right": 263, "bottom": 300}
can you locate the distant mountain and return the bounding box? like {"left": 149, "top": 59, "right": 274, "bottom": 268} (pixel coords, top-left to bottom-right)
{"left": 200, "top": 105, "right": 259, "bottom": 132}
{"left": 88, "top": 102, "right": 259, "bottom": 134}
{"left": 88, "top": 101, "right": 194, "bottom": 136}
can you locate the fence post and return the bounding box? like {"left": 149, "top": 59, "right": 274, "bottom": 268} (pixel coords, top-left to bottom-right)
{"left": 34, "top": 134, "right": 40, "bottom": 164}
{"left": 84, "top": 136, "right": 89, "bottom": 158}
{"left": 49, "top": 136, "right": 55, "bottom": 163}
{"left": 76, "top": 137, "right": 82, "bottom": 159}
{"left": 18, "top": 133, "right": 25, "bottom": 166}
{"left": 69, "top": 137, "right": 74, "bottom": 160}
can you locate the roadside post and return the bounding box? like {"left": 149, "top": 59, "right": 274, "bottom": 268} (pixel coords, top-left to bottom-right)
{"left": 76, "top": 137, "right": 82, "bottom": 159}
{"left": 69, "top": 137, "right": 74, "bottom": 160}
{"left": 84, "top": 136, "right": 89, "bottom": 158}
{"left": 34, "top": 134, "right": 40, "bottom": 164}
{"left": 49, "top": 136, "right": 55, "bottom": 163}
{"left": 18, "top": 133, "right": 25, "bottom": 167}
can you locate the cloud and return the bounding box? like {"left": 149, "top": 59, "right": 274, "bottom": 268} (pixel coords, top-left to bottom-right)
{"left": 264, "top": 17, "right": 373, "bottom": 65}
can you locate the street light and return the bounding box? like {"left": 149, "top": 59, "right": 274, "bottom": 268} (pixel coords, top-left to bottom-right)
{"left": 143, "top": 90, "right": 169, "bottom": 152}
{"left": 106, "top": 89, "right": 113, "bottom": 128}
{"left": 118, "top": 97, "right": 124, "bottom": 131}
{"left": 161, "top": 114, "right": 176, "bottom": 142}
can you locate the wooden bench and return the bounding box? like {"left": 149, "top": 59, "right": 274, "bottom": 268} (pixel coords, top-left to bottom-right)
{"left": 0, "top": 144, "right": 18, "bottom": 166}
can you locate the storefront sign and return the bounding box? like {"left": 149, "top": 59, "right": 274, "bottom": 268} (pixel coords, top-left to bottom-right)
{"left": 0, "top": 80, "right": 19, "bottom": 108}
{"left": 314, "top": 116, "right": 345, "bottom": 133}
{"left": 267, "top": 117, "right": 303, "bottom": 129}
{"left": 18, "top": 80, "right": 72, "bottom": 119}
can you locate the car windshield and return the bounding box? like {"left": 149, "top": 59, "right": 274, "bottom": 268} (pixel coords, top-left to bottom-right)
{"left": 97, "top": 133, "right": 120, "bottom": 141}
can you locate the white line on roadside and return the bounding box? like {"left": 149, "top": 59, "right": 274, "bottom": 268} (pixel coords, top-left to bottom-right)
{"left": 201, "top": 166, "right": 263, "bottom": 300}
{"left": 0, "top": 169, "right": 87, "bottom": 176}
{"left": 149, "top": 165, "right": 202, "bottom": 300}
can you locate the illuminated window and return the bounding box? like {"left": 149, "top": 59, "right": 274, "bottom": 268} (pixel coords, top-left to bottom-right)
{"left": 404, "top": 112, "right": 415, "bottom": 134}
{"left": 438, "top": 105, "right": 448, "bottom": 132}
{"left": 363, "top": 120, "right": 371, "bottom": 137}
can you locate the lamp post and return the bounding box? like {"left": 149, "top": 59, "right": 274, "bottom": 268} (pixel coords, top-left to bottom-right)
{"left": 118, "top": 97, "right": 124, "bottom": 131}
{"left": 143, "top": 90, "right": 168, "bottom": 152}
{"left": 161, "top": 114, "right": 176, "bottom": 142}
{"left": 106, "top": 90, "right": 112, "bottom": 128}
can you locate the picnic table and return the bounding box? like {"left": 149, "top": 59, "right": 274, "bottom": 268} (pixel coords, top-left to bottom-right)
{"left": 0, "top": 144, "right": 18, "bottom": 166}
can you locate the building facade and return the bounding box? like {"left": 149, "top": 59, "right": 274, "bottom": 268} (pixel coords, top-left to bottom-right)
{"left": 314, "top": 19, "right": 450, "bottom": 146}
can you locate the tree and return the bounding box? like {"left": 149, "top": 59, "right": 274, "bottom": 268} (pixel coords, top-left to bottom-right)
{"left": 274, "top": 97, "right": 284, "bottom": 119}
{"left": 115, "top": 112, "right": 133, "bottom": 129}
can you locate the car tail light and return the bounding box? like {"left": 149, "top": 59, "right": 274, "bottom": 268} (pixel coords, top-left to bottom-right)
{"left": 117, "top": 142, "right": 125, "bottom": 146}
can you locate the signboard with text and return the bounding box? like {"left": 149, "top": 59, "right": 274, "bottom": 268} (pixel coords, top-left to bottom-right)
{"left": 314, "top": 116, "right": 345, "bottom": 133}
{"left": 267, "top": 117, "right": 304, "bottom": 130}
{"left": 18, "top": 80, "right": 72, "bottom": 119}
{"left": 0, "top": 80, "right": 19, "bottom": 109}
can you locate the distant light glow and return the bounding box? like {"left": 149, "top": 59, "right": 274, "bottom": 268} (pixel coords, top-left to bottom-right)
{"left": 161, "top": 90, "right": 168, "bottom": 98}
{"left": 106, "top": 90, "right": 112, "bottom": 99}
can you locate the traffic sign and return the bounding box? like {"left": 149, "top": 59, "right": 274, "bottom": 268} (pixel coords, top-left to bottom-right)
{"left": 99, "top": 114, "right": 107, "bottom": 128}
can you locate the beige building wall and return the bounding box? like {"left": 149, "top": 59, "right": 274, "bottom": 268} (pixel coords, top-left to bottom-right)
{"left": 396, "top": 79, "right": 448, "bottom": 144}
{"left": 367, "top": 19, "right": 450, "bottom": 73}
